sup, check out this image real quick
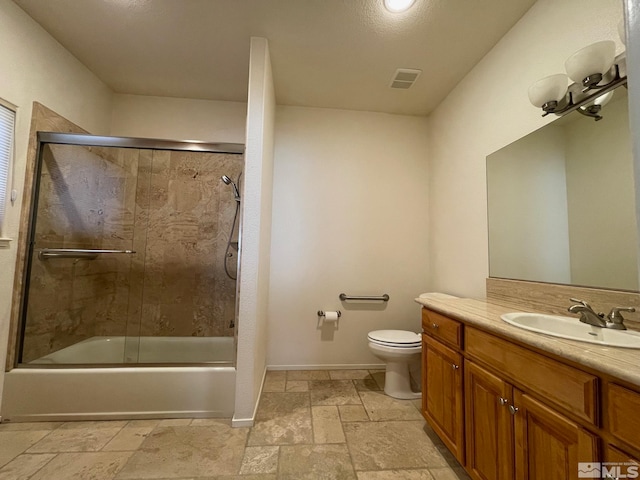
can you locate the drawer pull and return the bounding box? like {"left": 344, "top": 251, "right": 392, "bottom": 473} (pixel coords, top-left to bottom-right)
{"left": 499, "top": 397, "right": 508, "bottom": 406}
{"left": 432, "top": 323, "right": 439, "bottom": 329}
{"left": 452, "top": 364, "right": 459, "bottom": 370}
{"left": 509, "top": 405, "right": 519, "bottom": 415}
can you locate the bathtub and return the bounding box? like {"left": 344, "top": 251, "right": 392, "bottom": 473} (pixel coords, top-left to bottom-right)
{"left": 31, "top": 336, "right": 235, "bottom": 364}
{"left": 1, "top": 336, "right": 236, "bottom": 422}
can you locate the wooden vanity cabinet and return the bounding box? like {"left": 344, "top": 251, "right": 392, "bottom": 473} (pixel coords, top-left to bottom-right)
{"left": 422, "top": 334, "right": 464, "bottom": 463}
{"left": 421, "top": 307, "right": 607, "bottom": 480}
{"left": 421, "top": 309, "right": 464, "bottom": 463}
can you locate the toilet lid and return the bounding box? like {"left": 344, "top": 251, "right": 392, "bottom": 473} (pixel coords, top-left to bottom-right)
{"left": 368, "top": 330, "right": 421, "bottom": 347}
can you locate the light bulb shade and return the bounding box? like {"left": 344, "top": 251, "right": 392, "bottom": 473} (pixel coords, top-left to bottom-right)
{"left": 383, "top": 0, "right": 415, "bottom": 12}
{"left": 585, "top": 90, "right": 614, "bottom": 108}
{"left": 528, "top": 74, "right": 569, "bottom": 108}
{"left": 565, "top": 40, "right": 616, "bottom": 83}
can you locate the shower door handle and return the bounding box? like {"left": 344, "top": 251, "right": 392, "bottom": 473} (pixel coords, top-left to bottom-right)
{"left": 38, "top": 248, "right": 136, "bottom": 260}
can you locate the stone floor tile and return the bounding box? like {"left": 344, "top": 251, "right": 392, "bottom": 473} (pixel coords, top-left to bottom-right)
{"left": 116, "top": 425, "right": 249, "bottom": 478}
{"left": 212, "top": 476, "right": 277, "bottom": 480}
{"left": 344, "top": 421, "right": 448, "bottom": 471}
{"left": 278, "top": 444, "right": 356, "bottom": 480}
{"left": 0, "top": 453, "right": 56, "bottom": 480}
{"left": 26, "top": 422, "right": 123, "bottom": 453}
{"left": 157, "top": 418, "right": 192, "bottom": 427}
{"left": 102, "top": 426, "right": 154, "bottom": 451}
{"left": 30, "top": 451, "right": 132, "bottom": 480}
{"left": 239, "top": 446, "right": 279, "bottom": 474}
{"left": 357, "top": 470, "right": 435, "bottom": 480}
{"left": 287, "top": 370, "right": 331, "bottom": 381}
{"left": 285, "top": 380, "right": 308, "bottom": 392}
{"left": 353, "top": 377, "right": 382, "bottom": 392}
{"left": 255, "top": 392, "right": 310, "bottom": 421}
{"left": 338, "top": 405, "right": 370, "bottom": 422}
{"left": 0, "top": 431, "right": 52, "bottom": 468}
{"left": 190, "top": 418, "right": 232, "bottom": 427}
{"left": 359, "top": 391, "right": 424, "bottom": 421}
{"left": 125, "top": 419, "right": 161, "bottom": 428}
{"left": 309, "top": 380, "right": 362, "bottom": 406}
{"left": 328, "top": 370, "right": 372, "bottom": 380}
{"left": 429, "top": 467, "right": 470, "bottom": 480}
{"left": 248, "top": 410, "right": 313, "bottom": 446}
{"left": 369, "top": 370, "right": 386, "bottom": 389}
{"left": 0, "top": 422, "right": 63, "bottom": 431}
{"left": 312, "top": 406, "right": 345, "bottom": 443}
{"left": 263, "top": 371, "right": 286, "bottom": 392}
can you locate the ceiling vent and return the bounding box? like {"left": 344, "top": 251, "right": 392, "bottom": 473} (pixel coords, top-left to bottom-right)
{"left": 389, "top": 68, "right": 422, "bottom": 89}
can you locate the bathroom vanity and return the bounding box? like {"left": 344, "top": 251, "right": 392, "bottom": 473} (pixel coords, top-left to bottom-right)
{"left": 417, "top": 294, "right": 640, "bottom": 480}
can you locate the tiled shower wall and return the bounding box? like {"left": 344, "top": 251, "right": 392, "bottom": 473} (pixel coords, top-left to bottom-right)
{"left": 21, "top": 142, "right": 243, "bottom": 362}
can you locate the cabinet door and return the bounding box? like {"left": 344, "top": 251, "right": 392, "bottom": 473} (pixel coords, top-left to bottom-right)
{"left": 465, "top": 361, "right": 514, "bottom": 480}
{"left": 605, "top": 445, "right": 639, "bottom": 480}
{"left": 513, "top": 390, "right": 599, "bottom": 480}
{"left": 422, "top": 334, "right": 464, "bottom": 463}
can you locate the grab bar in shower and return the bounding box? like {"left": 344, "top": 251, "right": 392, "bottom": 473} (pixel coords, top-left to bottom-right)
{"left": 339, "top": 293, "right": 390, "bottom": 302}
{"left": 38, "top": 248, "right": 136, "bottom": 261}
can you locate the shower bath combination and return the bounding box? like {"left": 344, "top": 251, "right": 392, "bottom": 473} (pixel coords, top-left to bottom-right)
{"left": 221, "top": 174, "right": 242, "bottom": 281}
{"left": 3, "top": 132, "right": 244, "bottom": 422}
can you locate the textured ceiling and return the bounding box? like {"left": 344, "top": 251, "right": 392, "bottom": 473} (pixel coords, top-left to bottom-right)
{"left": 13, "top": 0, "right": 536, "bottom": 116}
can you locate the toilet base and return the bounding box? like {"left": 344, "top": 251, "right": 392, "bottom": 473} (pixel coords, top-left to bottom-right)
{"left": 384, "top": 360, "right": 422, "bottom": 400}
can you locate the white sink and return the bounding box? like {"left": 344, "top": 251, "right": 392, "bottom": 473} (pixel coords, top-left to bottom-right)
{"left": 501, "top": 312, "right": 640, "bottom": 349}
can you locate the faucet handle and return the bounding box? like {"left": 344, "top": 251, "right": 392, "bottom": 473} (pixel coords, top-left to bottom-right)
{"left": 607, "top": 306, "right": 636, "bottom": 323}
{"left": 569, "top": 298, "right": 592, "bottom": 309}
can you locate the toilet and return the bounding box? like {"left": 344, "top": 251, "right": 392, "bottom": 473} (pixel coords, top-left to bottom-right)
{"left": 367, "top": 329, "right": 422, "bottom": 400}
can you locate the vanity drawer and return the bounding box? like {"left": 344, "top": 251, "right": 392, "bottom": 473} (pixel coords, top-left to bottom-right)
{"left": 422, "top": 309, "right": 463, "bottom": 349}
{"left": 608, "top": 383, "right": 640, "bottom": 450}
{"left": 466, "top": 327, "right": 599, "bottom": 425}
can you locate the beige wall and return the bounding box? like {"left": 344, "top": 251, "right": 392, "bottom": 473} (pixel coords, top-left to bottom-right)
{"left": 110, "top": 94, "right": 246, "bottom": 144}
{"left": 0, "top": 1, "right": 113, "bottom": 409}
{"left": 267, "top": 106, "right": 430, "bottom": 368}
{"left": 427, "top": 0, "right": 623, "bottom": 298}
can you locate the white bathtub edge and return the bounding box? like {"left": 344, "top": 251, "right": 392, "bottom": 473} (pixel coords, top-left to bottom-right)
{"left": 3, "top": 410, "right": 231, "bottom": 423}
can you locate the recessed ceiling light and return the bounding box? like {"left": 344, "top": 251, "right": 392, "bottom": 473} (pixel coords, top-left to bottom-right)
{"left": 384, "top": 0, "right": 416, "bottom": 13}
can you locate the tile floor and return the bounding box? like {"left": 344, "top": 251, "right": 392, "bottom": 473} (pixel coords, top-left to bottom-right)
{"left": 0, "top": 369, "right": 470, "bottom": 480}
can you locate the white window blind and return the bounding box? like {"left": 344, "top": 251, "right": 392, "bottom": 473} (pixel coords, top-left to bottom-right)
{"left": 0, "top": 102, "right": 15, "bottom": 230}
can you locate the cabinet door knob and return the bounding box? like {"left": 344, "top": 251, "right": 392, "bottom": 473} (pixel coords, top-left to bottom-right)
{"left": 432, "top": 323, "right": 439, "bottom": 329}
{"left": 499, "top": 397, "right": 508, "bottom": 406}
{"left": 509, "top": 405, "right": 519, "bottom": 415}
{"left": 452, "top": 364, "right": 459, "bottom": 370}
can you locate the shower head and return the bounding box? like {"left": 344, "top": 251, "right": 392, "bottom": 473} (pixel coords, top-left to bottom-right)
{"left": 221, "top": 174, "right": 241, "bottom": 201}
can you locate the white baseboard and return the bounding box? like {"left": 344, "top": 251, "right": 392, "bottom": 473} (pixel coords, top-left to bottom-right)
{"left": 231, "top": 365, "right": 267, "bottom": 428}
{"left": 267, "top": 363, "right": 385, "bottom": 371}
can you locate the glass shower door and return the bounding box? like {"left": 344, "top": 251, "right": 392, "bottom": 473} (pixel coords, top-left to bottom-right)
{"left": 20, "top": 142, "right": 145, "bottom": 365}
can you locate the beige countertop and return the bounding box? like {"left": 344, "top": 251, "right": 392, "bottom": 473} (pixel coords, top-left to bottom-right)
{"left": 415, "top": 293, "right": 640, "bottom": 388}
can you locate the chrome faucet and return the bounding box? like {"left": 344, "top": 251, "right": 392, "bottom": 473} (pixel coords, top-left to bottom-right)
{"left": 567, "top": 298, "right": 635, "bottom": 330}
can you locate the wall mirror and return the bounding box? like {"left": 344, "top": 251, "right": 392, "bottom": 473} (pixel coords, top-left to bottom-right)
{"left": 487, "top": 87, "right": 639, "bottom": 291}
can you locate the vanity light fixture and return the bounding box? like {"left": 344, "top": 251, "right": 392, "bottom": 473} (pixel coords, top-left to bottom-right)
{"left": 383, "top": 0, "right": 416, "bottom": 13}
{"left": 528, "top": 40, "right": 627, "bottom": 121}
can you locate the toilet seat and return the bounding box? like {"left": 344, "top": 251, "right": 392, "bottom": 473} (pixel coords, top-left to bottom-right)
{"left": 367, "top": 330, "right": 421, "bottom": 348}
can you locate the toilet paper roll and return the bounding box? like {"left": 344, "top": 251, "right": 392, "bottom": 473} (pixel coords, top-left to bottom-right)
{"left": 323, "top": 311, "right": 339, "bottom": 322}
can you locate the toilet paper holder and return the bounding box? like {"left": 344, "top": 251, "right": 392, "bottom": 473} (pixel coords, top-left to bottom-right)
{"left": 317, "top": 310, "right": 342, "bottom": 318}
